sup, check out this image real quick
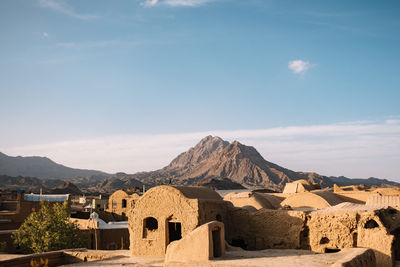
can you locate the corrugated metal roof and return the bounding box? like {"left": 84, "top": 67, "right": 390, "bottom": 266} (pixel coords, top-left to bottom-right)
{"left": 24, "top": 193, "right": 69, "bottom": 202}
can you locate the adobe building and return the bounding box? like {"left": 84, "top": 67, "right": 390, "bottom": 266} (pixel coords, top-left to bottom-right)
{"left": 127, "top": 185, "right": 400, "bottom": 266}
{"left": 128, "top": 185, "right": 230, "bottom": 257}
{"left": 282, "top": 179, "right": 321, "bottom": 194}
{"left": 223, "top": 191, "right": 280, "bottom": 211}
{"left": 107, "top": 190, "right": 140, "bottom": 218}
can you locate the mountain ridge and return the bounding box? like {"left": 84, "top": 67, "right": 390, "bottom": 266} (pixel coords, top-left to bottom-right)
{"left": 0, "top": 152, "right": 108, "bottom": 179}
{"left": 0, "top": 136, "right": 399, "bottom": 192}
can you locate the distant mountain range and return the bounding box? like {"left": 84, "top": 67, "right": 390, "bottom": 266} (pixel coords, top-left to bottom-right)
{"left": 0, "top": 152, "right": 108, "bottom": 179}
{"left": 0, "top": 136, "right": 399, "bottom": 193}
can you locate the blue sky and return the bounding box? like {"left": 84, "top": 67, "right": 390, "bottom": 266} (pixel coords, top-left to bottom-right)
{"left": 0, "top": 0, "right": 399, "bottom": 179}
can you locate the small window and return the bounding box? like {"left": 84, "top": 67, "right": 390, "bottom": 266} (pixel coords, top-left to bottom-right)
{"left": 122, "top": 199, "right": 127, "bottom": 208}
{"left": 143, "top": 217, "right": 158, "bottom": 239}
{"left": 320, "top": 237, "right": 329, "bottom": 244}
{"left": 364, "top": 219, "right": 379, "bottom": 229}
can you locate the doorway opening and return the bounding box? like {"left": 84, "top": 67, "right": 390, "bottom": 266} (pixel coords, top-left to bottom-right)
{"left": 212, "top": 228, "right": 222, "bottom": 257}
{"left": 168, "top": 222, "right": 182, "bottom": 243}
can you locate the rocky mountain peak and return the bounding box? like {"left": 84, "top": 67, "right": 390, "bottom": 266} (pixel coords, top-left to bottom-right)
{"left": 167, "top": 135, "right": 229, "bottom": 169}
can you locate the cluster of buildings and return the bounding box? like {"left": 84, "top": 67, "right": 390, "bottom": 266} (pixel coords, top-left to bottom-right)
{"left": 0, "top": 189, "right": 140, "bottom": 253}
{"left": 2, "top": 180, "right": 400, "bottom": 266}
{"left": 128, "top": 181, "right": 400, "bottom": 267}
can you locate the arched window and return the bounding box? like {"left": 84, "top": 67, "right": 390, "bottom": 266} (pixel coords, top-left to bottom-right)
{"left": 122, "top": 199, "right": 127, "bottom": 208}
{"left": 143, "top": 217, "right": 158, "bottom": 239}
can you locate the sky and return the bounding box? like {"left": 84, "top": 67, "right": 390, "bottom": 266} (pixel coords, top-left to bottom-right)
{"left": 0, "top": 0, "right": 399, "bottom": 180}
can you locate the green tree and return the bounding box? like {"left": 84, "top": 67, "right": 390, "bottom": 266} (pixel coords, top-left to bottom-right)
{"left": 12, "top": 201, "right": 86, "bottom": 253}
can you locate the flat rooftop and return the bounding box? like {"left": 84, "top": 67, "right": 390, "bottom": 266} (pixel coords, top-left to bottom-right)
{"left": 56, "top": 248, "right": 373, "bottom": 267}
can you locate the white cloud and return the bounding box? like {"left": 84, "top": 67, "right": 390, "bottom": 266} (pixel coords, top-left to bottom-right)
{"left": 42, "top": 32, "right": 49, "bottom": 38}
{"left": 2, "top": 120, "right": 400, "bottom": 180}
{"left": 141, "top": 0, "right": 213, "bottom": 7}
{"left": 288, "top": 59, "right": 311, "bottom": 74}
{"left": 38, "top": 0, "right": 98, "bottom": 20}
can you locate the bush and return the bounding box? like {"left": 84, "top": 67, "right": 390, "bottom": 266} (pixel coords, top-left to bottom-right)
{"left": 12, "top": 201, "right": 86, "bottom": 253}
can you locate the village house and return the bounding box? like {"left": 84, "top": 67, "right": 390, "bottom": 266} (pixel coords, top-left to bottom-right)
{"left": 107, "top": 190, "right": 140, "bottom": 218}
{"left": 127, "top": 185, "right": 400, "bottom": 266}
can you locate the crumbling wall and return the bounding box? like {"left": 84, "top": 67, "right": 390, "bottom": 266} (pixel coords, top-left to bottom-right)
{"left": 227, "top": 208, "right": 306, "bottom": 251}
{"left": 308, "top": 209, "right": 399, "bottom": 267}
{"left": 248, "top": 210, "right": 306, "bottom": 250}
{"left": 357, "top": 213, "right": 394, "bottom": 267}
{"left": 308, "top": 210, "right": 358, "bottom": 253}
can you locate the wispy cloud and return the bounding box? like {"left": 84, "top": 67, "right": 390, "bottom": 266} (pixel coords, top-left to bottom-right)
{"left": 38, "top": 0, "right": 98, "bottom": 20}
{"left": 42, "top": 32, "right": 49, "bottom": 38}
{"left": 288, "top": 59, "right": 312, "bottom": 75}
{"left": 141, "top": 0, "right": 213, "bottom": 7}
{"left": 2, "top": 119, "right": 400, "bottom": 180}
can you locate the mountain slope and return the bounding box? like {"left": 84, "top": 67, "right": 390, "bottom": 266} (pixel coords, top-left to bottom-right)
{"left": 0, "top": 152, "right": 108, "bottom": 179}
{"left": 131, "top": 136, "right": 329, "bottom": 190}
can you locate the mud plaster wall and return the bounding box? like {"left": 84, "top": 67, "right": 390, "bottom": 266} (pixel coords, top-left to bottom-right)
{"left": 129, "top": 187, "right": 200, "bottom": 257}
{"left": 227, "top": 208, "right": 306, "bottom": 250}
{"left": 198, "top": 200, "right": 230, "bottom": 230}
{"left": 335, "top": 191, "right": 373, "bottom": 203}
{"left": 249, "top": 210, "right": 306, "bottom": 250}
{"left": 308, "top": 211, "right": 358, "bottom": 253}
{"left": 308, "top": 209, "right": 399, "bottom": 267}
{"left": 223, "top": 193, "right": 278, "bottom": 210}
{"left": 280, "top": 192, "right": 332, "bottom": 209}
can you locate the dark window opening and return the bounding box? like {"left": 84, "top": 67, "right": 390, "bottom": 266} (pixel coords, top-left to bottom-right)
{"left": 212, "top": 229, "right": 222, "bottom": 257}
{"left": 122, "top": 199, "right": 127, "bottom": 208}
{"left": 320, "top": 237, "right": 330, "bottom": 244}
{"left": 122, "top": 212, "right": 126, "bottom": 217}
{"left": 364, "top": 219, "right": 379, "bottom": 229}
{"left": 324, "top": 248, "right": 341, "bottom": 253}
{"left": 168, "top": 222, "right": 182, "bottom": 243}
{"left": 230, "top": 238, "right": 247, "bottom": 250}
{"left": 388, "top": 209, "right": 397, "bottom": 215}
{"left": 143, "top": 217, "right": 158, "bottom": 239}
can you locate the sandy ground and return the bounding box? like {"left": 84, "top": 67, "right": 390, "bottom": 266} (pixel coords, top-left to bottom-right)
{"left": 59, "top": 248, "right": 370, "bottom": 267}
